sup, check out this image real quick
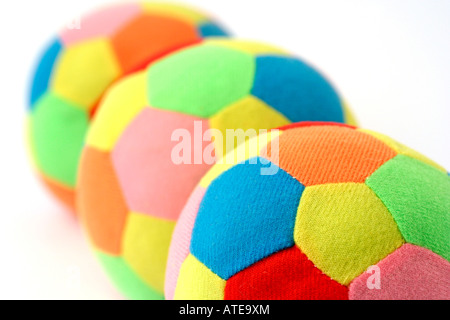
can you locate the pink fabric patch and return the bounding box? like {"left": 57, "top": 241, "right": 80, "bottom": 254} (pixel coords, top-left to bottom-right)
{"left": 112, "top": 107, "right": 212, "bottom": 221}
{"left": 59, "top": 3, "right": 141, "bottom": 46}
{"left": 164, "top": 186, "right": 206, "bottom": 300}
{"left": 349, "top": 244, "right": 450, "bottom": 300}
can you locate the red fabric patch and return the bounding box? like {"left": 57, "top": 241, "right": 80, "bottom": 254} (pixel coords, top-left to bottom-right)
{"left": 224, "top": 246, "right": 348, "bottom": 300}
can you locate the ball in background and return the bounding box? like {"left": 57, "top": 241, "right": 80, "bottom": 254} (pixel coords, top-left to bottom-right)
{"left": 165, "top": 122, "right": 450, "bottom": 300}
{"left": 77, "top": 39, "right": 355, "bottom": 299}
{"left": 27, "top": 1, "right": 228, "bottom": 211}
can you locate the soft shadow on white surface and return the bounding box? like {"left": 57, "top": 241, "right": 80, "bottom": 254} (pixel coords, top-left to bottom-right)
{"left": 0, "top": 0, "right": 448, "bottom": 299}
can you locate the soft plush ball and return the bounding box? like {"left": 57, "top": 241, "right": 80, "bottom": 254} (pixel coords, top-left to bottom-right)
{"left": 77, "top": 39, "right": 355, "bottom": 299}
{"left": 27, "top": 1, "right": 228, "bottom": 210}
{"left": 165, "top": 122, "right": 450, "bottom": 300}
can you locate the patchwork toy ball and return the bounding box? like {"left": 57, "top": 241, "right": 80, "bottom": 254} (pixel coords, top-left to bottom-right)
{"left": 27, "top": 1, "right": 228, "bottom": 211}
{"left": 165, "top": 122, "right": 450, "bottom": 300}
{"left": 77, "top": 39, "right": 355, "bottom": 299}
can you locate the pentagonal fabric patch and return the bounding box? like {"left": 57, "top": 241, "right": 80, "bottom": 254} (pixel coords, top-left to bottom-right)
{"left": 349, "top": 244, "right": 450, "bottom": 300}
{"left": 86, "top": 71, "right": 148, "bottom": 152}
{"left": 122, "top": 212, "right": 175, "bottom": 295}
{"left": 366, "top": 155, "right": 450, "bottom": 260}
{"left": 190, "top": 157, "right": 304, "bottom": 280}
{"left": 78, "top": 146, "right": 129, "bottom": 255}
{"left": 209, "top": 95, "right": 290, "bottom": 154}
{"left": 29, "top": 38, "right": 63, "bottom": 108}
{"left": 141, "top": 2, "right": 209, "bottom": 25}
{"left": 59, "top": 2, "right": 141, "bottom": 46}
{"left": 225, "top": 246, "right": 348, "bottom": 300}
{"left": 174, "top": 254, "right": 226, "bottom": 300}
{"left": 111, "top": 14, "right": 199, "bottom": 74}
{"left": 30, "top": 92, "right": 88, "bottom": 187}
{"left": 262, "top": 125, "right": 397, "bottom": 186}
{"left": 147, "top": 44, "right": 255, "bottom": 118}
{"left": 112, "top": 107, "right": 212, "bottom": 221}
{"left": 251, "top": 56, "right": 344, "bottom": 123}
{"left": 96, "top": 251, "right": 164, "bottom": 300}
{"left": 294, "top": 183, "right": 405, "bottom": 285}
{"left": 51, "top": 38, "right": 121, "bottom": 109}
{"left": 198, "top": 22, "right": 228, "bottom": 37}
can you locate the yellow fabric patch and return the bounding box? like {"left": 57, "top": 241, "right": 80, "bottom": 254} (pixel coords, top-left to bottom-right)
{"left": 174, "top": 254, "right": 226, "bottom": 300}
{"left": 206, "top": 39, "right": 289, "bottom": 56}
{"left": 358, "top": 129, "right": 446, "bottom": 173}
{"left": 342, "top": 101, "right": 358, "bottom": 126}
{"left": 141, "top": 2, "right": 209, "bottom": 24}
{"left": 209, "top": 95, "right": 290, "bottom": 157}
{"left": 294, "top": 183, "right": 405, "bottom": 285}
{"left": 199, "top": 130, "right": 283, "bottom": 189}
{"left": 122, "top": 212, "right": 176, "bottom": 294}
{"left": 86, "top": 71, "right": 148, "bottom": 152}
{"left": 51, "top": 38, "right": 121, "bottom": 110}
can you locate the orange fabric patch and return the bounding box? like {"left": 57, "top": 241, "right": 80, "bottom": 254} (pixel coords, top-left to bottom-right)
{"left": 41, "top": 174, "right": 76, "bottom": 214}
{"left": 77, "top": 147, "right": 129, "bottom": 255}
{"left": 111, "top": 14, "right": 199, "bottom": 74}
{"left": 262, "top": 125, "right": 397, "bottom": 186}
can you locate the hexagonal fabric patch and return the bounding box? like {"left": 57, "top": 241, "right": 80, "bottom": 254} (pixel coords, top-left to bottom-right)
{"left": 175, "top": 254, "right": 226, "bottom": 300}
{"left": 294, "top": 183, "right": 405, "bottom": 285}
{"left": 59, "top": 2, "right": 141, "bottom": 46}
{"left": 251, "top": 56, "right": 344, "bottom": 123}
{"left": 111, "top": 14, "right": 199, "bottom": 74}
{"left": 30, "top": 93, "right": 88, "bottom": 187}
{"left": 358, "top": 129, "right": 447, "bottom": 173}
{"left": 122, "top": 212, "right": 175, "bottom": 295}
{"left": 112, "top": 107, "right": 212, "bottom": 221}
{"left": 190, "top": 157, "right": 305, "bottom": 280}
{"left": 96, "top": 251, "right": 164, "bottom": 300}
{"left": 147, "top": 43, "right": 255, "bottom": 118}
{"left": 78, "top": 146, "right": 129, "bottom": 255}
{"left": 51, "top": 38, "right": 121, "bottom": 109}
{"left": 262, "top": 125, "right": 397, "bottom": 186}
{"left": 366, "top": 155, "right": 450, "bottom": 260}
{"left": 349, "top": 244, "right": 450, "bottom": 300}
{"left": 225, "top": 246, "right": 348, "bottom": 300}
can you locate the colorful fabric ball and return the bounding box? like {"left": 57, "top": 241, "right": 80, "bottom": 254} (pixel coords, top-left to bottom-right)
{"left": 77, "top": 40, "right": 355, "bottom": 299}
{"left": 165, "top": 122, "right": 450, "bottom": 300}
{"left": 27, "top": 1, "right": 228, "bottom": 210}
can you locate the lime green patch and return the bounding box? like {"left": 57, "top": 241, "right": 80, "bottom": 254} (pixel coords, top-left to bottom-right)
{"left": 147, "top": 44, "right": 255, "bottom": 118}
{"left": 96, "top": 251, "right": 164, "bottom": 300}
{"left": 366, "top": 155, "right": 450, "bottom": 260}
{"left": 30, "top": 93, "right": 88, "bottom": 187}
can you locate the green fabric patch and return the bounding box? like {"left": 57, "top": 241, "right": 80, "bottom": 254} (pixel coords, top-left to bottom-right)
{"left": 366, "top": 155, "right": 450, "bottom": 261}
{"left": 147, "top": 44, "right": 255, "bottom": 118}
{"left": 30, "top": 93, "right": 88, "bottom": 187}
{"left": 96, "top": 251, "right": 164, "bottom": 300}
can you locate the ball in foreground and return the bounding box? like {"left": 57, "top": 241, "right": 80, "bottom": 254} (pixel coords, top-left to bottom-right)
{"left": 78, "top": 40, "right": 355, "bottom": 299}
{"left": 27, "top": 1, "right": 228, "bottom": 210}
{"left": 166, "top": 122, "right": 450, "bottom": 300}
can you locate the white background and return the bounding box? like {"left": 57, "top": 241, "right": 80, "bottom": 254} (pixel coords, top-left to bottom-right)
{"left": 0, "top": 0, "right": 448, "bottom": 299}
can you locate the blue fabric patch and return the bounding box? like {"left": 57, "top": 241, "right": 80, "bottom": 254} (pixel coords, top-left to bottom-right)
{"left": 190, "top": 157, "right": 304, "bottom": 280}
{"left": 28, "top": 38, "right": 63, "bottom": 110}
{"left": 198, "top": 22, "right": 229, "bottom": 37}
{"left": 251, "top": 55, "right": 344, "bottom": 123}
